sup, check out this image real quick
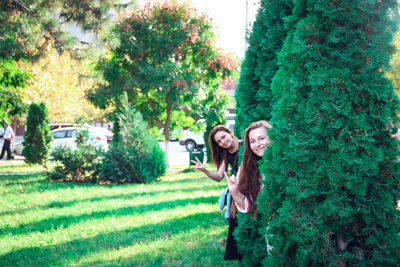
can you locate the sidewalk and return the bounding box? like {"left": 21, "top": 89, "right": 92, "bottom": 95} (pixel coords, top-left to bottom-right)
{"left": 0, "top": 154, "right": 24, "bottom": 161}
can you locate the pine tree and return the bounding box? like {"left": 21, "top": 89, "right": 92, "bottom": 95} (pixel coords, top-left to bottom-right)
{"left": 258, "top": 0, "right": 400, "bottom": 265}
{"left": 22, "top": 102, "right": 53, "bottom": 165}
{"left": 234, "top": 0, "right": 292, "bottom": 137}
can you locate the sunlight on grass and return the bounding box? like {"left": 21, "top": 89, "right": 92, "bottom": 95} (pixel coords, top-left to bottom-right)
{"left": 0, "top": 160, "right": 56, "bottom": 174}
{"left": 0, "top": 162, "right": 235, "bottom": 266}
{"left": 79, "top": 225, "right": 230, "bottom": 266}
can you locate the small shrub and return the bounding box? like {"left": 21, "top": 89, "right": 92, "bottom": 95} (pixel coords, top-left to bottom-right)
{"left": 47, "top": 129, "right": 103, "bottom": 183}
{"left": 100, "top": 96, "right": 166, "bottom": 183}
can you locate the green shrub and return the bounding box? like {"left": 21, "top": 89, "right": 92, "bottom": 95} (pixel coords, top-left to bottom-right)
{"left": 22, "top": 102, "right": 53, "bottom": 165}
{"left": 100, "top": 96, "right": 166, "bottom": 183}
{"left": 234, "top": 213, "right": 267, "bottom": 267}
{"left": 47, "top": 129, "right": 103, "bottom": 183}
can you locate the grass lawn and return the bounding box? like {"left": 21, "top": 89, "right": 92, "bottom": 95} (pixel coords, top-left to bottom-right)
{"left": 0, "top": 161, "right": 237, "bottom": 266}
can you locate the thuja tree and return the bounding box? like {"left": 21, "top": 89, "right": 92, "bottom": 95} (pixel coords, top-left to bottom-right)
{"left": 100, "top": 93, "right": 166, "bottom": 183}
{"left": 88, "top": 1, "right": 236, "bottom": 167}
{"left": 22, "top": 102, "right": 53, "bottom": 165}
{"left": 202, "top": 86, "right": 230, "bottom": 163}
{"left": 257, "top": 0, "right": 400, "bottom": 265}
{"left": 234, "top": 0, "right": 292, "bottom": 136}
{"left": 232, "top": 0, "right": 292, "bottom": 265}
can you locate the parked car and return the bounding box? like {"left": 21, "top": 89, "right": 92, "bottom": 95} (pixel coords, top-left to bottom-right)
{"left": 179, "top": 129, "right": 205, "bottom": 151}
{"left": 94, "top": 127, "right": 113, "bottom": 143}
{"left": 49, "top": 123, "right": 74, "bottom": 131}
{"left": 13, "top": 126, "right": 108, "bottom": 155}
{"left": 178, "top": 119, "right": 236, "bottom": 151}
{"left": 158, "top": 128, "right": 180, "bottom": 141}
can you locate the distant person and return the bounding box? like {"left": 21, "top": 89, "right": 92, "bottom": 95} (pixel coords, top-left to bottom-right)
{"left": 107, "top": 124, "right": 112, "bottom": 131}
{"left": 191, "top": 124, "right": 243, "bottom": 261}
{"left": 0, "top": 121, "right": 15, "bottom": 160}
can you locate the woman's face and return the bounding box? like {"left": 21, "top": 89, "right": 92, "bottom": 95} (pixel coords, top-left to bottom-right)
{"left": 214, "top": 130, "right": 233, "bottom": 149}
{"left": 249, "top": 126, "right": 270, "bottom": 157}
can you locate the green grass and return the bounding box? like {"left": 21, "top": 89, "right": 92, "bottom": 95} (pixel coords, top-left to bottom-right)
{"left": 0, "top": 160, "right": 56, "bottom": 174}
{"left": 0, "top": 162, "right": 237, "bottom": 266}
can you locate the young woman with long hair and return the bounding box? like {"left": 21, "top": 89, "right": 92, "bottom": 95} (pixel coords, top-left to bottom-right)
{"left": 191, "top": 124, "right": 240, "bottom": 181}
{"left": 226, "top": 121, "right": 272, "bottom": 218}
{"left": 191, "top": 124, "right": 242, "bottom": 261}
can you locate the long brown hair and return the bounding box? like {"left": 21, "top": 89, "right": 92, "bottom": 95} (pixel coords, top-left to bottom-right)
{"left": 235, "top": 121, "right": 272, "bottom": 218}
{"left": 209, "top": 125, "right": 239, "bottom": 169}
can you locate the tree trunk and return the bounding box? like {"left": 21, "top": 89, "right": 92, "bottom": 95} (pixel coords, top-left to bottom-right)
{"left": 164, "top": 101, "right": 172, "bottom": 168}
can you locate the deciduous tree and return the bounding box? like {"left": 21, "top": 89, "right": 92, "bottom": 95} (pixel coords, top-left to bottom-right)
{"left": 0, "top": 58, "right": 31, "bottom": 121}
{"left": 20, "top": 44, "right": 106, "bottom": 123}
{"left": 0, "top": 0, "right": 121, "bottom": 121}
{"left": 88, "top": 1, "right": 237, "bottom": 166}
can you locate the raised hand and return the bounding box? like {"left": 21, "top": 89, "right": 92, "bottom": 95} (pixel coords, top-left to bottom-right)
{"left": 225, "top": 167, "right": 241, "bottom": 194}
{"left": 190, "top": 156, "right": 206, "bottom": 172}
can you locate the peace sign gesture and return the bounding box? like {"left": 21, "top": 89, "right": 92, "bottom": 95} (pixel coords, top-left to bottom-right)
{"left": 191, "top": 156, "right": 206, "bottom": 172}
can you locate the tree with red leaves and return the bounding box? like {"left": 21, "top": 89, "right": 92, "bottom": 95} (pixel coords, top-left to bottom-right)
{"left": 88, "top": 1, "right": 237, "bottom": 167}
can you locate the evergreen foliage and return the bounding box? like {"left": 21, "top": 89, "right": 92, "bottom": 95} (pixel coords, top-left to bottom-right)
{"left": 201, "top": 86, "right": 230, "bottom": 163}
{"left": 22, "top": 102, "right": 52, "bottom": 165}
{"left": 1, "top": 0, "right": 119, "bottom": 61}
{"left": 234, "top": 0, "right": 292, "bottom": 136}
{"left": 100, "top": 94, "right": 166, "bottom": 183}
{"left": 234, "top": 213, "right": 267, "bottom": 267}
{"left": 258, "top": 0, "right": 400, "bottom": 265}
{"left": 233, "top": 1, "right": 292, "bottom": 265}
{"left": 48, "top": 128, "right": 103, "bottom": 183}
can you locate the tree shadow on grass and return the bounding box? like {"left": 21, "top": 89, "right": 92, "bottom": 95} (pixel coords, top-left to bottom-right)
{"left": 1, "top": 172, "right": 224, "bottom": 196}
{"left": 0, "top": 195, "right": 222, "bottom": 237}
{"left": 0, "top": 173, "right": 46, "bottom": 186}
{"left": 0, "top": 174, "right": 97, "bottom": 196}
{"left": 1, "top": 182, "right": 223, "bottom": 216}
{"left": 0, "top": 212, "right": 226, "bottom": 266}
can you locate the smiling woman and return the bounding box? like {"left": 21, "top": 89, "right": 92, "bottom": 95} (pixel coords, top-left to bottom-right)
{"left": 226, "top": 120, "right": 272, "bottom": 216}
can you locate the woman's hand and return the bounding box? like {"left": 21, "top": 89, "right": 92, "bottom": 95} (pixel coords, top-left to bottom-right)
{"left": 191, "top": 156, "right": 206, "bottom": 172}
{"left": 225, "top": 167, "right": 241, "bottom": 194}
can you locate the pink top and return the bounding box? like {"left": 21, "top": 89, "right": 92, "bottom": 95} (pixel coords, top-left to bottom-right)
{"left": 235, "top": 183, "right": 264, "bottom": 213}
{"left": 392, "top": 129, "right": 400, "bottom": 141}
{"left": 393, "top": 129, "right": 400, "bottom": 161}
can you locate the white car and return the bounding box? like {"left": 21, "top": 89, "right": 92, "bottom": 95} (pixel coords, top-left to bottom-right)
{"left": 13, "top": 126, "right": 108, "bottom": 155}
{"left": 179, "top": 129, "right": 205, "bottom": 151}
{"left": 178, "top": 120, "right": 236, "bottom": 151}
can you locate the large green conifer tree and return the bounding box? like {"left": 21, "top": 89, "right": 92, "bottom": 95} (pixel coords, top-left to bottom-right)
{"left": 232, "top": 1, "right": 292, "bottom": 265}
{"left": 234, "top": 0, "right": 292, "bottom": 136}
{"left": 258, "top": 0, "right": 400, "bottom": 265}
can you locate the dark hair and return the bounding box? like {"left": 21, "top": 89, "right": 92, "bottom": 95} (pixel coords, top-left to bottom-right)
{"left": 236, "top": 120, "right": 272, "bottom": 218}
{"left": 208, "top": 125, "right": 239, "bottom": 169}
